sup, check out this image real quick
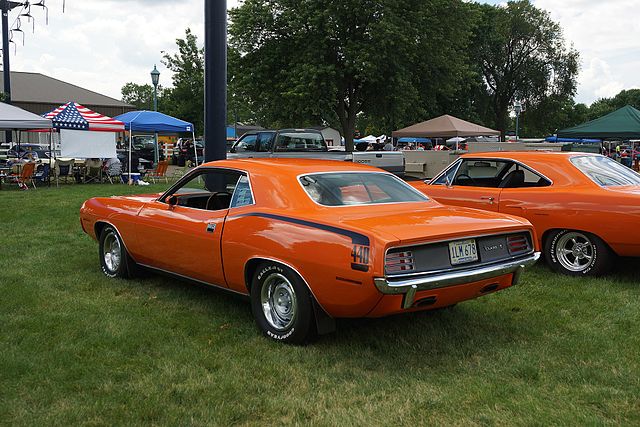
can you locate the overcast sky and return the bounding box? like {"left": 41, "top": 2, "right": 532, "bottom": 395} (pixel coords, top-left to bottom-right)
{"left": 5, "top": 0, "right": 639, "bottom": 106}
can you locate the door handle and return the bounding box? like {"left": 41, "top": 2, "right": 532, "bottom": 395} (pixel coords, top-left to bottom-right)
{"left": 480, "top": 196, "right": 495, "bottom": 203}
{"left": 206, "top": 222, "right": 217, "bottom": 233}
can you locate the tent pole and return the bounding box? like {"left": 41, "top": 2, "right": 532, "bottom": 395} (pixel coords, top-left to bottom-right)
{"left": 48, "top": 130, "right": 52, "bottom": 187}
{"left": 128, "top": 127, "right": 133, "bottom": 185}
{"left": 192, "top": 130, "right": 197, "bottom": 166}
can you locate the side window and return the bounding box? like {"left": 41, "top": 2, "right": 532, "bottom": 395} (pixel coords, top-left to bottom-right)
{"left": 163, "top": 169, "right": 243, "bottom": 211}
{"left": 230, "top": 175, "right": 254, "bottom": 208}
{"left": 453, "top": 160, "right": 511, "bottom": 187}
{"left": 256, "top": 133, "right": 275, "bottom": 151}
{"left": 499, "top": 163, "right": 551, "bottom": 188}
{"left": 234, "top": 134, "right": 258, "bottom": 152}
{"left": 433, "top": 161, "right": 460, "bottom": 185}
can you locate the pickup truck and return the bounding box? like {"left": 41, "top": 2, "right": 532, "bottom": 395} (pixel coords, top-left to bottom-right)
{"left": 228, "top": 129, "right": 405, "bottom": 175}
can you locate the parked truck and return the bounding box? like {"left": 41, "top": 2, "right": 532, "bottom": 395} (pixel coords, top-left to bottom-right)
{"left": 228, "top": 129, "right": 404, "bottom": 175}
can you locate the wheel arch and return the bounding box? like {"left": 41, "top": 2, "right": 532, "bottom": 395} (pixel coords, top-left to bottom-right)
{"left": 243, "top": 256, "right": 336, "bottom": 335}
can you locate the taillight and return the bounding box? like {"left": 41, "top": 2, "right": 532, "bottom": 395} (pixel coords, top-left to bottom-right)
{"left": 507, "top": 234, "right": 530, "bottom": 254}
{"left": 385, "top": 251, "right": 415, "bottom": 274}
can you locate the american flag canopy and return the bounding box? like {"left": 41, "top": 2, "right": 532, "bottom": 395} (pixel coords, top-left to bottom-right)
{"left": 44, "top": 102, "right": 125, "bottom": 132}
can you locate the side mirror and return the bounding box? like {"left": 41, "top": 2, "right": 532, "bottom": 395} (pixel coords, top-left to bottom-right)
{"left": 167, "top": 195, "right": 178, "bottom": 208}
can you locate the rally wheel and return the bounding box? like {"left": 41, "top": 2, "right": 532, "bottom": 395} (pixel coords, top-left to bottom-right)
{"left": 545, "top": 229, "right": 613, "bottom": 276}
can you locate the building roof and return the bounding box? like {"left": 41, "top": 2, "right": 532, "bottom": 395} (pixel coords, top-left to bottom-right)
{"left": 0, "top": 71, "right": 133, "bottom": 108}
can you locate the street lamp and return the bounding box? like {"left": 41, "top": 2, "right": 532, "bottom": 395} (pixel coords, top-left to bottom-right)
{"left": 150, "top": 65, "right": 160, "bottom": 165}
{"left": 514, "top": 100, "right": 522, "bottom": 140}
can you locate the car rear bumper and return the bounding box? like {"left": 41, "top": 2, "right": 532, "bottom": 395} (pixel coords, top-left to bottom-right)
{"left": 373, "top": 252, "right": 540, "bottom": 309}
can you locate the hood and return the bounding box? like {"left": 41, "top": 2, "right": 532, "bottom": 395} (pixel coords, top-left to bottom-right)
{"left": 336, "top": 203, "right": 532, "bottom": 245}
{"left": 115, "top": 193, "right": 163, "bottom": 203}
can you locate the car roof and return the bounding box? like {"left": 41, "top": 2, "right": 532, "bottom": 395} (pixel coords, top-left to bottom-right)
{"left": 200, "top": 158, "right": 382, "bottom": 177}
{"left": 460, "top": 151, "right": 598, "bottom": 162}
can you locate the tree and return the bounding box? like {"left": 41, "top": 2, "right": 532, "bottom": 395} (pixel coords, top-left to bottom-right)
{"left": 229, "top": 0, "right": 475, "bottom": 150}
{"left": 161, "top": 28, "right": 205, "bottom": 134}
{"left": 470, "top": 0, "right": 579, "bottom": 136}
{"left": 121, "top": 82, "right": 164, "bottom": 111}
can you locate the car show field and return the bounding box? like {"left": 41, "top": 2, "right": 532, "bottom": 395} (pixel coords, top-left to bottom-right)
{"left": 1, "top": 183, "right": 639, "bottom": 425}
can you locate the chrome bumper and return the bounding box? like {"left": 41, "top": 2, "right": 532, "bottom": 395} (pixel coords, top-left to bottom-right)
{"left": 374, "top": 252, "right": 541, "bottom": 309}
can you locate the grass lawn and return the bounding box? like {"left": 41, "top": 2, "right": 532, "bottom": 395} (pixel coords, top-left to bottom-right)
{"left": 1, "top": 183, "right": 639, "bottom": 425}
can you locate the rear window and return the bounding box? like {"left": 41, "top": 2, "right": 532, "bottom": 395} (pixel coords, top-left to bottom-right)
{"left": 571, "top": 156, "right": 640, "bottom": 187}
{"left": 299, "top": 172, "right": 428, "bottom": 206}
{"left": 274, "top": 132, "right": 327, "bottom": 151}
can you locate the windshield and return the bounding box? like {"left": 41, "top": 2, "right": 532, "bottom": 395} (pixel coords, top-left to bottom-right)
{"left": 274, "top": 132, "right": 327, "bottom": 152}
{"left": 299, "top": 172, "right": 428, "bottom": 206}
{"left": 571, "top": 155, "right": 640, "bottom": 187}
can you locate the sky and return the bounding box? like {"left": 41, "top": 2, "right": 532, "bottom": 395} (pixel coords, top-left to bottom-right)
{"left": 4, "top": 0, "right": 639, "bottom": 106}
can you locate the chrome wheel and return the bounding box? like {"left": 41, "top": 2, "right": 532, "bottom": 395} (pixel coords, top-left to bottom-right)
{"left": 556, "top": 231, "right": 594, "bottom": 272}
{"left": 103, "top": 231, "right": 122, "bottom": 273}
{"left": 260, "top": 273, "right": 297, "bottom": 331}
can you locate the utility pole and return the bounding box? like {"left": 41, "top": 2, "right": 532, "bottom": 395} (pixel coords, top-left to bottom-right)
{"left": 204, "top": 0, "right": 227, "bottom": 162}
{"left": 1, "top": 1, "right": 19, "bottom": 144}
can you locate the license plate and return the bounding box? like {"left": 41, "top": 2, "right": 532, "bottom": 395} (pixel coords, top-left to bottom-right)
{"left": 449, "top": 239, "right": 478, "bottom": 265}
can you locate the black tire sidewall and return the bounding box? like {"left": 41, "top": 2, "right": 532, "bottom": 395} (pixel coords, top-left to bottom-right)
{"left": 99, "top": 226, "right": 128, "bottom": 278}
{"left": 545, "top": 229, "right": 609, "bottom": 276}
{"left": 250, "top": 263, "right": 313, "bottom": 344}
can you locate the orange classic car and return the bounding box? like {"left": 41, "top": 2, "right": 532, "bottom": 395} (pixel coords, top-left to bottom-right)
{"left": 80, "top": 158, "right": 539, "bottom": 343}
{"left": 410, "top": 152, "right": 640, "bottom": 276}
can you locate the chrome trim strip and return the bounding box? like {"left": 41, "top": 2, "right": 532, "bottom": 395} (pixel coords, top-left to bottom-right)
{"left": 375, "top": 252, "right": 540, "bottom": 309}
{"left": 138, "top": 263, "right": 248, "bottom": 297}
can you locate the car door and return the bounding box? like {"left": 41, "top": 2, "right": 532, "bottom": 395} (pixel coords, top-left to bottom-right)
{"left": 498, "top": 163, "right": 553, "bottom": 223}
{"left": 134, "top": 168, "right": 245, "bottom": 286}
{"left": 427, "top": 159, "right": 511, "bottom": 212}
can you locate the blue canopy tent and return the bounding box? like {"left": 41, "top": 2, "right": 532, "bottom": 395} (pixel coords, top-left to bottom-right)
{"left": 114, "top": 111, "right": 196, "bottom": 182}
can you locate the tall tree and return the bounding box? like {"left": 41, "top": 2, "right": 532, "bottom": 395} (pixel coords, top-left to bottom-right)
{"left": 161, "top": 28, "right": 205, "bottom": 134}
{"left": 229, "top": 0, "right": 474, "bottom": 150}
{"left": 471, "top": 0, "right": 579, "bottom": 136}
{"left": 121, "top": 82, "right": 164, "bottom": 111}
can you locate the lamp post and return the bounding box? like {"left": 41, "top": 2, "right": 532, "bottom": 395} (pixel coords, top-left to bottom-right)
{"left": 514, "top": 100, "right": 522, "bottom": 141}
{"left": 150, "top": 65, "right": 160, "bottom": 165}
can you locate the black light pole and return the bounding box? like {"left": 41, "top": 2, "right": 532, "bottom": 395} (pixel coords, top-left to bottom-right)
{"left": 204, "top": 0, "right": 227, "bottom": 162}
{"left": 1, "top": 0, "right": 19, "bottom": 144}
{"left": 150, "top": 64, "right": 160, "bottom": 165}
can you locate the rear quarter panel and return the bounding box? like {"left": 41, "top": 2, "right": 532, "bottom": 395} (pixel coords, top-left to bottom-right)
{"left": 221, "top": 208, "right": 385, "bottom": 318}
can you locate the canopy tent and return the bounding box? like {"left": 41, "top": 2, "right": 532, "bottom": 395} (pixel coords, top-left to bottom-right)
{"left": 545, "top": 136, "right": 601, "bottom": 143}
{"left": 398, "top": 137, "right": 431, "bottom": 143}
{"left": 114, "top": 110, "right": 193, "bottom": 133}
{"left": 393, "top": 115, "right": 500, "bottom": 138}
{"left": 114, "top": 110, "right": 196, "bottom": 183}
{"left": 0, "top": 102, "right": 52, "bottom": 129}
{"left": 44, "top": 102, "right": 124, "bottom": 132}
{"left": 557, "top": 105, "right": 640, "bottom": 140}
{"left": 43, "top": 102, "right": 122, "bottom": 159}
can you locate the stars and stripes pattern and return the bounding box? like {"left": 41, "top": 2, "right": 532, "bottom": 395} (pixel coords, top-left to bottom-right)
{"left": 44, "top": 102, "right": 125, "bottom": 132}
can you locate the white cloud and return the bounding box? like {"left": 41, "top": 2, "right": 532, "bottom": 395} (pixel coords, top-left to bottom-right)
{"left": 533, "top": 0, "right": 640, "bottom": 104}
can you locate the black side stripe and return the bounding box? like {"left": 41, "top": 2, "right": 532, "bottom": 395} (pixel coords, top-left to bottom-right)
{"left": 235, "top": 212, "right": 370, "bottom": 246}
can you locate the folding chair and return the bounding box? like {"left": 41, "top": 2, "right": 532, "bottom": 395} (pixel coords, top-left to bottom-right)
{"left": 84, "top": 159, "right": 103, "bottom": 184}
{"left": 55, "top": 159, "right": 75, "bottom": 187}
{"left": 9, "top": 162, "right": 36, "bottom": 190}
{"left": 106, "top": 161, "right": 122, "bottom": 184}
{"left": 147, "top": 160, "right": 169, "bottom": 183}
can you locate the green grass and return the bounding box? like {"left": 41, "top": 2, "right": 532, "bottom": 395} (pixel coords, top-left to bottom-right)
{"left": 1, "top": 183, "right": 639, "bottom": 426}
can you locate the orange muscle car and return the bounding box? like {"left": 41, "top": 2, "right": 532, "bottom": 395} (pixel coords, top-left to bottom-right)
{"left": 410, "top": 152, "right": 640, "bottom": 276}
{"left": 80, "top": 158, "right": 539, "bottom": 343}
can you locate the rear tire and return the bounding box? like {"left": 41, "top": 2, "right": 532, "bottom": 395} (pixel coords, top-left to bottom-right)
{"left": 99, "top": 226, "right": 136, "bottom": 278}
{"left": 250, "top": 262, "right": 314, "bottom": 344}
{"left": 545, "top": 229, "right": 613, "bottom": 276}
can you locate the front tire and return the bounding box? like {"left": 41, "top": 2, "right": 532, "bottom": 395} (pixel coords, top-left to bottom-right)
{"left": 99, "top": 226, "right": 135, "bottom": 278}
{"left": 250, "top": 262, "right": 314, "bottom": 344}
{"left": 545, "top": 229, "right": 613, "bottom": 276}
